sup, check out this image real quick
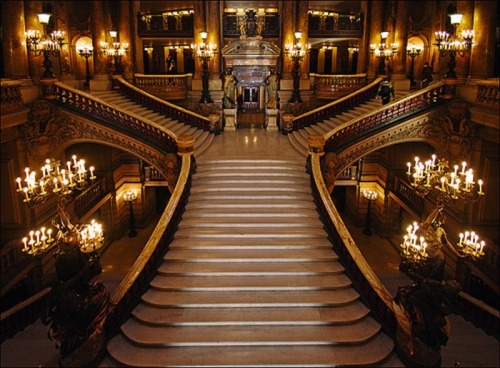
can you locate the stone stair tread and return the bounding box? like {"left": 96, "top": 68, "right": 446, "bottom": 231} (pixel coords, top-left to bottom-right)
{"left": 188, "top": 192, "right": 314, "bottom": 200}
{"left": 120, "top": 316, "right": 380, "bottom": 345}
{"left": 168, "top": 238, "right": 333, "bottom": 248}
{"left": 190, "top": 184, "right": 311, "bottom": 193}
{"left": 107, "top": 332, "right": 394, "bottom": 367}
{"left": 158, "top": 261, "right": 344, "bottom": 275}
{"left": 163, "top": 248, "right": 338, "bottom": 261}
{"left": 149, "top": 274, "right": 350, "bottom": 291}
{"left": 132, "top": 303, "right": 367, "bottom": 325}
{"left": 177, "top": 219, "right": 324, "bottom": 229}
{"left": 173, "top": 228, "right": 328, "bottom": 239}
{"left": 181, "top": 208, "right": 320, "bottom": 218}
{"left": 184, "top": 200, "right": 318, "bottom": 208}
{"left": 141, "top": 289, "right": 359, "bottom": 307}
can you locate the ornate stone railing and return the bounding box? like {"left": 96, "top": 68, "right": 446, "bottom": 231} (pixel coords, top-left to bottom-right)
{"left": 106, "top": 152, "right": 193, "bottom": 334}
{"left": 53, "top": 82, "right": 178, "bottom": 152}
{"left": 309, "top": 148, "right": 397, "bottom": 333}
{"left": 74, "top": 179, "right": 106, "bottom": 218}
{"left": 475, "top": 79, "right": 499, "bottom": 109}
{"left": 1, "top": 79, "right": 24, "bottom": 115}
{"left": 134, "top": 73, "right": 191, "bottom": 100}
{"left": 282, "top": 77, "right": 383, "bottom": 133}
{"left": 311, "top": 73, "right": 367, "bottom": 100}
{"left": 117, "top": 77, "right": 213, "bottom": 132}
{"left": 324, "top": 82, "right": 445, "bottom": 154}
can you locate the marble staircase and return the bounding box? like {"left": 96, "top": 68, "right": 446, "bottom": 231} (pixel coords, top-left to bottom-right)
{"left": 91, "top": 91, "right": 215, "bottom": 157}
{"left": 106, "top": 158, "right": 398, "bottom": 366}
{"left": 288, "top": 92, "right": 407, "bottom": 157}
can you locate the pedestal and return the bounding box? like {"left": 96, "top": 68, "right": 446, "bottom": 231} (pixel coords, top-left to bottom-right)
{"left": 223, "top": 109, "right": 237, "bottom": 131}
{"left": 266, "top": 109, "right": 279, "bottom": 131}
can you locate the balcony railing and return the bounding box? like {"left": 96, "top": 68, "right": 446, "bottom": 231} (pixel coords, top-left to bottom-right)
{"left": 134, "top": 73, "right": 191, "bottom": 101}
{"left": 308, "top": 12, "right": 363, "bottom": 38}
{"left": 138, "top": 11, "right": 194, "bottom": 38}
{"left": 312, "top": 73, "right": 367, "bottom": 100}
{"left": 1, "top": 80, "right": 24, "bottom": 115}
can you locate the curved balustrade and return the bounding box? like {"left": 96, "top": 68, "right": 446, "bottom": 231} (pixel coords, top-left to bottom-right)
{"left": 312, "top": 73, "right": 367, "bottom": 100}
{"left": 106, "top": 153, "right": 192, "bottom": 334}
{"left": 309, "top": 151, "right": 397, "bottom": 333}
{"left": 53, "top": 82, "right": 178, "bottom": 153}
{"left": 324, "top": 83, "right": 445, "bottom": 153}
{"left": 134, "top": 73, "right": 191, "bottom": 100}
{"left": 284, "top": 77, "right": 384, "bottom": 133}
{"left": 116, "top": 77, "right": 212, "bottom": 132}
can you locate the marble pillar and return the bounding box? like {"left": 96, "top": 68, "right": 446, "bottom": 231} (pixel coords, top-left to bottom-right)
{"left": 118, "top": 0, "right": 133, "bottom": 81}
{"left": 357, "top": 1, "right": 369, "bottom": 74}
{"left": 454, "top": 1, "right": 474, "bottom": 82}
{"left": 24, "top": 0, "right": 43, "bottom": 82}
{"left": 297, "top": 1, "right": 309, "bottom": 77}
{"left": 469, "top": 1, "right": 497, "bottom": 80}
{"left": 280, "top": 1, "right": 295, "bottom": 79}
{"left": 192, "top": 0, "right": 205, "bottom": 82}
{"left": 367, "top": 1, "right": 383, "bottom": 79}
{"left": 392, "top": 1, "right": 410, "bottom": 90}
{"left": 130, "top": 1, "right": 143, "bottom": 74}
{"left": 90, "top": 0, "right": 111, "bottom": 90}
{"left": 1, "top": 1, "right": 30, "bottom": 79}
{"left": 207, "top": 1, "right": 221, "bottom": 76}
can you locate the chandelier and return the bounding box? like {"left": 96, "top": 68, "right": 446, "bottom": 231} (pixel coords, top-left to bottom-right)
{"left": 100, "top": 31, "right": 129, "bottom": 74}
{"left": 406, "top": 154, "right": 484, "bottom": 202}
{"left": 370, "top": 31, "right": 397, "bottom": 75}
{"left": 400, "top": 221, "right": 429, "bottom": 263}
{"left": 16, "top": 155, "right": 103, "bottom": 256}
{"left": 434, "top": 11, "right": 474, "bottom": 78}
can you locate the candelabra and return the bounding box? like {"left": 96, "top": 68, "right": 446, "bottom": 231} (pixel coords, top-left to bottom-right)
{"left": 191, "top": 31, "right": 217, "bottom": 103}
{"left": 404, "top": 154, "right": 486, "bottom": 262}
{"left": 370, "top": 31, "right": 397, "bottom": 75}
{"left": 285, "top": 31, "right": 310, "bottom": 103}
{"left": 77, "top": 46, "right": 94, "bottom": 87}
{"left": 434, "top": 11, "right": 474, "bottom": 78}
{"left": 123, "top": 190, "right": 138, "bottom": 238}
{"left": 16, "top": 155, "right": 104, "bottom": 256}
{"left": 25, "top": 12, "right": 66, "bottom": 79}
{"left": 400, "top": 221, "right": 429, "bottom": 264}
{"left": 100, "top": 31, "right": 129, "bottom": 75}
{"left": 406, "top": 154, "right": 484, "bottom": 202}
{"left": 406, "top": 45, "right": 422, "bottom": 86}
{"left": 362, "top": 189, "right": 378, "bottom": 236}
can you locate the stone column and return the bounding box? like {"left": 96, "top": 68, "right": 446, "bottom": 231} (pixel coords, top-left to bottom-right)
{"left": 90, "top": 0, "right": 111, "bottom": 90}
{"left": 118, "top": 0, "right": 133, "bottom": 81}
{"left": 297, "top": 1, "right": 309, "bottom": 76}
{"left": 130, "top": 1, "right": 143, "bottom": 74}
{"left": 392, "top": 0, "right": 410, "bottom": 90}
{"left": 367, "top": 1, "right": 383, "bottom": 79}
{"left": 53, "top": 1, "right": 71, "bottom": 77}
{"left": 357, "top": 1, "right": 369, "bottom": 74}
{"left": 192, "top": 0, "right": 205, "bottom": 81}
{"left": 281, "top": 1, "right": 295, "bottom": 78}
{"left": 468, "top": 1, "right": 497, "bottom": 80}
{"left": 454, "top": 1, "right": 474, "bottom": 82}
{"left": 24, "top": 0, "right": 43, "bottom": 82}
{"left": 1, "top": 1, "right": 30, "bottom": 79}
{"left": 206, "top": 1, "right": 221, "bottom": 94}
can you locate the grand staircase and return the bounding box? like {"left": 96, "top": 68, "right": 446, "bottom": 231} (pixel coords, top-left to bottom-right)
{"left": 91, "top": 91, "right": 215, "bottom": 157}
{"left": 288, "top": 92, "right": 407, "bottom": 157}
{"left": 106, "top": 158, "right": 398, "bottom": 366}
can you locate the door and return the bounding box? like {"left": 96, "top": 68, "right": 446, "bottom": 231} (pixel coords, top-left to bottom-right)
{"left": 243, "top": 87, "right": 259, "bottom": 111}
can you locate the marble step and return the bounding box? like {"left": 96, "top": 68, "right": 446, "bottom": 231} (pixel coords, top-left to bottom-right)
{"left": 149, "top": 274, "right": 350, "bottom": 292}
{"left": 141, "top": 289, "right": 360, "bottom": 308}
{"left": 120, "top": 316, "right": 380, "bottom": 346}
{"left": 173, "top": 227, "right": 328, "bottom": 239}
{"left": 168, "top": 238, "right": 333, "bottom": 249}
{"left": 178, "top": 218, "right": 324, "bottom": 229}
{"left": 157, "top": 261, "right": 344, "bottom": 276}
{"left": 163, "top": 248, "right": 337, "bottom": 262}
{"left": 132, "top": 303, "right": 367, "bottom": 325}
{"left": 190, "top": 183, "right": 311, "bottom": 193}
{"left": 181, "top": 207, "right": 320, "bottom": 218}
{"left": 184, "top": 199, "right": 318, "bottom": 209}
{"left": 107, "top": 332, "right": 395, "bottom": 367}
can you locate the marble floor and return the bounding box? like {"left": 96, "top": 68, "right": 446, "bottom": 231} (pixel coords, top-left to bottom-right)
{"left": 1, "top": 128, "right": 498, "bottom": 367}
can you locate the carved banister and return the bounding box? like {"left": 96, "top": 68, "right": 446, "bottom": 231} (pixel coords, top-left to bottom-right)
{"left": 1, "top": 80, "right": 24, "bottom": 115}
{"left": 475, "top": 80, "right": 499, "bottom": 109}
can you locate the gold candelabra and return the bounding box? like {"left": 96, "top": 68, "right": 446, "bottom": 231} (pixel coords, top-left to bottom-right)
{"left": 100, "top": 31, "right": 129, "bottom": 75}
{"left": 191, "top": 31, "right": 217, "bottom": 103}
{"left": 370, "top": 31, "right": 397, "bottom": 75}
{"left": 285, "top": 31, "right": 310, "bottom": 103}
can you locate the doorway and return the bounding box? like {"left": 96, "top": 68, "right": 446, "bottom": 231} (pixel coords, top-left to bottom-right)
{"left": 243, "top": 87, "right": 259, "bottom": 111}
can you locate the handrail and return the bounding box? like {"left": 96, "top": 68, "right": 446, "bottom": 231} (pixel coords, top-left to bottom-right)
{"left": 285, "top": 77, "right": 384, "bottom": 132}
{"left": 116, "top": 77, "right": 212, "bottom": 131}
{"left": 324, "top": 82, "right": 445, "bottom": 152}
{"left": 53, "top": 82, "right": 178, "bottom": 153}
{"left": 105, "top": 152, "right": 192, "bottom": 333}
{"left": 310, "top": 150, "right": 397, "bottom": 332}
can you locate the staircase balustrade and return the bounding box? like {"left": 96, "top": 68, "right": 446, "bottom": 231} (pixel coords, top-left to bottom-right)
{"left": 324, "top": 83, "right": 445, "bottom": 153}
{"left": 1, "top": 80, "right": 24, "bottom": 115}
{"left": 475, "top": 80, "right": 499, "bottom": 109}
{"left": 284, "top": 77, "right": 383, "bottom": 133}
{"left": 53, "top": 82, "right": 178, "bottom": 152}
{"left": 116, "top": 77, "right": 212, "bottom": 131}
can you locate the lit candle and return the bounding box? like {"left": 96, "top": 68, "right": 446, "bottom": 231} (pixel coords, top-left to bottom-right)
{"left": 73, "top": 155, "right": 78, "bottom": 167}
{"left": 67, "top": 161, "right": 72, "bottom": 172}
{"left": 22, "top": 237, "right": 28, "bottom": 251}
{"left": 477, "top": 179, "right": 483, "bottom": 195}
{"left": 47, "top": 228, "right": 53, "bottom": 243}
{"left": 16, "top": 177, "right": 22, "bottom": 191}
{"left": 459, "top": 233, "right": 464, "bottom": 246}
{"left": 90, "top": 166, "right": 95, "bottom": 179}
{"left": 479, "top": 241, "right": 485, "bottom": 255}
{"left": 431, "top": 154, "right": 436, "bottom": 167}
{"left": 53, "top": 177, "right": 59, "bottom": 191}
{"left": 441, "top": 177, "right": 446, "bottom": 191}
{"left": 23, "top": 187, "right": 29, "bottom": 201}
{"left": 29, "top": 230, "right": 35, "bottom": 244}
{"left": 454, "top": 165, "right": 459, "bottom": 175}
{"left": 461, "top": 161, "right": 466, "bottom": 174}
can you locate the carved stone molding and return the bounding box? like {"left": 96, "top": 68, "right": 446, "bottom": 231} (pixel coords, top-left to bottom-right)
{"left": 24, "top": 102, "right": 176, "bottom": 183}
